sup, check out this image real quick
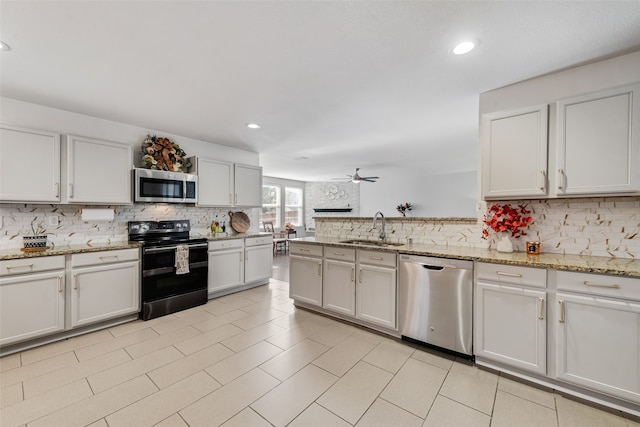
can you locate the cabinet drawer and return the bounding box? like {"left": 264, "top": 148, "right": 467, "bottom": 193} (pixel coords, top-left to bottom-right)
{"left": 0, "top": 255, "right": 65, "bottom": 276}
{"left": 208, "top": 238, "right": 244, "bottom": 251}
{"left": 357, "top": 250, "right": 397, "bottom": 268}
{"left": 290, "top": 243, "right": 323, "bottom": 257}
{"left": 476, "top": 262, "right": 547, "bottom": 289}
{"left": 72, "top": 248, "right": 139, "bottom": 267}
{"left": 245, "top": 236, "right": 273, "bottom": 247}
{"left": 325, "top": 247, "right": 356, "bottom": 262}
{"left": 555, "top": 271, "right": 640, "bottom": 300}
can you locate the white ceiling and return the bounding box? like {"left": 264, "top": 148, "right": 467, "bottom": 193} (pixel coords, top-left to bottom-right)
{"left": 1, "top": 1, "right": 640, "bottom": 182}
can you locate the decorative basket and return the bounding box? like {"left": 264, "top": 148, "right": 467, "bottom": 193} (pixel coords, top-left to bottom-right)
{"left": 23, "top": 235, "right": 48, "bottom": 248}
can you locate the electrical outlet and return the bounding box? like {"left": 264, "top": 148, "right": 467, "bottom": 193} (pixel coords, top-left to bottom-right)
{"left": 47, "top": 216, "right": 59, "bottom": 227}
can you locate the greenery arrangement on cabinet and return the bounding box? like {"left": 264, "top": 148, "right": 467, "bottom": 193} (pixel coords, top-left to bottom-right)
{"left": 141, "top": 134, "right": 191, "bottom": 172}
{"left": 396, "top": 202, "right": 412, "bottom": 217}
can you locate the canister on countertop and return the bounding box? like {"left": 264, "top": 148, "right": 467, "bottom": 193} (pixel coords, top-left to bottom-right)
{"left": 526, "top": 241, "right": 540, "bottom": 254}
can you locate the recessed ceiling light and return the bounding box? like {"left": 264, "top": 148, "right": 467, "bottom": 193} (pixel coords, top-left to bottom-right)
{"left": 246, "top": 123, "right": 261, "bottom": 129}
{"left": 452, "top": 40, "right": 476, "bottom": 55}
{"left": 0, "top": 41, "right": 11, "bottom": 51}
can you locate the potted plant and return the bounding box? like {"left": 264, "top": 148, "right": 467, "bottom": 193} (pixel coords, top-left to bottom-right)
{"left": 23, "top": 218, "right": 48, "bottom": 249}
{"left": 482, "top": 204, "right": 533, "bottom": 253}
{"left": 396, "top": 202, "right": 413, "bottom": 217}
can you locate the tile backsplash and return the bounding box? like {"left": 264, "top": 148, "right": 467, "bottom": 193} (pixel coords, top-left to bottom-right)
{"left": 315, "top": 196, "right": 640, "bottom": 259}
{"left": 0, "top": 204, "right": 260, "bottom": 249}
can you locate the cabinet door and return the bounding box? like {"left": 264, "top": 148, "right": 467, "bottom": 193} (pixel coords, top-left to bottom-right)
{"left": 0, "top": 125, "right": 61, "bottom": 203}
{"left": 356, "top": 264, "right": 396, "bottom": 329}
{"left": 0, "top": 271, "right": 65, "bottom": 346}
{"left": 208, "top": 249, "right": 244, "bottom": 293}
{"left": 323, "top": 259, "right": 356, "bottom": 316}
{"left": 289, "top": 255, "right": 322, "bottom": 306}
{"left": 234, "top": 163, "right": 262, "bottom": 207}
{"left": 70, "top": 261, "right": 139, "bottom": 328}
{"left": 197, "top": 158, "right": 233, "bottom": 207}
{"left": 244, "top": 244, "right": 272, "bottom": 284}
{"left": 481, "top": 105, "right": 548, "bottom": 199}
{"left": 556, "top": 292, "right": 640, "bottom": 403}
{"left": 556, "top": 84, "right": 640, "bottom": 195}
{"left": 66, "top": 135, "right": 132, "bottom": 204}
{"left": 475, "top": 282, "right": 546, "bottom": 375}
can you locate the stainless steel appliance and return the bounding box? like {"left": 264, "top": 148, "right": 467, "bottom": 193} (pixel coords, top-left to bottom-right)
{"left": 128, "top": 220, "right": 208, "bottom": 320}
{"left": 134, "top": 168, "right": 198, "bottom": 204}
{"left": 398, "top": 254, "right": 474, "bottom": 357}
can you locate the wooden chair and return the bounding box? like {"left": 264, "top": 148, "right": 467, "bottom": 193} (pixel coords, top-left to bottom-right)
{"left": 264, "top": 221, "right": 288, "bottom": 254}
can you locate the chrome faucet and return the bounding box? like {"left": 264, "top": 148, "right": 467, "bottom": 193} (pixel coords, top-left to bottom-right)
{"left": 372, "top": 211, "right": 386, "bottom": 241}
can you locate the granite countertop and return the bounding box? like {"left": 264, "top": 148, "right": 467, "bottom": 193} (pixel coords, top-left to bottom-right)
{"left": 0, "top": 232, "right": 274, "bottom": 261}
{"left": 290, "top": 237, "right": 640, "bottom": 278}
{"left": 0, "top": 241, "right": 142, "bottom": 261}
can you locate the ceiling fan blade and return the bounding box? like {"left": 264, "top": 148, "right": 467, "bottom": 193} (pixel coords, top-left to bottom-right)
{"left": 361, "top": 176, "right": 379, "bottom": 180}
{"left": 361, "top": 178, "right": 377, "bottom": 182}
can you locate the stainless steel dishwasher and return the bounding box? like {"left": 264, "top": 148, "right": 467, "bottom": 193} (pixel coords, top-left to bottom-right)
{"left": 398, "top": 254, "right": 474, "bottom": 357}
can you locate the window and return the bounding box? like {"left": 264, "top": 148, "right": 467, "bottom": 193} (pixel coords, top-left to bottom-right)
{"left": 260, "top": 185, "right": 280, "bottom": 227}
{"left": 285, "top": 187, "right": 303, "bottom": 226}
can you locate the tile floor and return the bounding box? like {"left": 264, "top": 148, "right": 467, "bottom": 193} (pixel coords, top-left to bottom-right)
{"left": 1, "top": 278, "right": 639, "bottom": 427}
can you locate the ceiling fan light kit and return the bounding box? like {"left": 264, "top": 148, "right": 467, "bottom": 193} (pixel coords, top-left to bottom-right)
{"left": 333, "top": 168, "right": 379, "bottom": 183}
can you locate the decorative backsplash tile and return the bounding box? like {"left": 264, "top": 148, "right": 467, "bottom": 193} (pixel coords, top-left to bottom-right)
{"left": 305, "top": 182, "right": 360, "bottom": 230}
{"left": 315, "top": 196, "right": 640, "bottom": 259}
{"left": 0, "top": 204, "right": 260, "bottom": 249}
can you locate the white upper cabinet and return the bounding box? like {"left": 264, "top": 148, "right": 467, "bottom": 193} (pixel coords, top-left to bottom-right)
{"left": 234, "top": 163, "right": 262, "bottom": 207}
{"left": 481, "top": 105, "right": 548, "bottom": 199}
{"left": 0, "top": 125, "right": 61, "bottom": 203}
{"left": 65, "top": 135, "right": 132, "bottom": 204}
{"left": 555, "top": 83, "right": 640, "bottom": 196}
{"left": 191, "top": 158, "right": 262, "bottom": 207}
{"left": 195, "top": 158, "right": 234, "bottom": 207}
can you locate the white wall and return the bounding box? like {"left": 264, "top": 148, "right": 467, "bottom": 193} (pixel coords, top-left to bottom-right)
{"left": 360, "top": 170, "right": 477, "bottom": 218}
{"left": 0, "top": 97, "right": 259, "bottom": 166}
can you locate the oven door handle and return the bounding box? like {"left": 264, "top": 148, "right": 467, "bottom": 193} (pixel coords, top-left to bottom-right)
{"left": 142, "top": 261, "right": 209, "bottom": 277}
{"left": 144, "top": 243, "right": 208, "bottom": 254}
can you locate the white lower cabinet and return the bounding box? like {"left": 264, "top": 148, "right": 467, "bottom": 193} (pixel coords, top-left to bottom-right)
{"left": 475, "top": 282, "right": 547, "bottom": 375}
{"left": 555, "top": 271, "right": 640, "bottom": 404}
{"left": 0, "top": 269, "right": 66, "bottom": 346}
{"left": 323, "top": 258, "right": 356, "bottom": 316}
{"left": 208, "top": 240, "right": 244, "bottom": 294}
{"left": 244, "top": 237, "right": 273, "bottom": 284}
{"left": 356, "top": 250, "right": 397, "bottom": 330}
{"left": 356, "top": 263, "right": 397, "bottom": 329}
{"left": 70, "top": 250, "right": 139, "bottom": 328}
{"left": 289, "top": 243, "right": 323, "bottom": 306}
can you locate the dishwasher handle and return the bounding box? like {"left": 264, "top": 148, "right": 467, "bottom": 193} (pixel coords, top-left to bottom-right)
{"left": 421, "top": 264, "right": 445, "bottom": 271}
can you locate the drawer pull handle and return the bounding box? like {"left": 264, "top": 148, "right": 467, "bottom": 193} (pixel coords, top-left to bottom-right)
{"left": 559, "top": 300, "right": 565, "bottom": 323}
{"left": 583, "top": 280, "right": 620, "bottom": 289}
{"left": 317, "top": 263, "right": 322, "bottom": 276}
{"left": 99, "top": 255, "right": 119, "bottom": 261}
{"left": 538, "top": 297, "right": 544, "bottom": 320}
{"left": 73, "top": 273, "right": 78, "bottom": 289}
{"left": 58, "top": 275, "right": 63, "bottom": 292}
{"left": 55, "top": 182, "right": 60, "bottom": 198}
{"left": 69, "top": 183, "right": 74, "bottom": 198}
{"left": 351, "top": 267, "right": 355, "bottom": 282}
{"left": 359, "top": 269, "right": 363, "bottom": 283}
{"left": 6, "top": 263, "right": 34, "bottom": 271}
{"left": 539, "top": 170, "right": 546, "bottom": 192}
{"left": 369, "top": 256, "right": 384, "bottom": 261}
{"left": 299, "top": 248, "right": 310, "bottom": 252}
{"left": 496, "top": 271, "right": 522, "bottom": 278}
{"left": 333, "top": 252, "right": 345, "bottom": 256}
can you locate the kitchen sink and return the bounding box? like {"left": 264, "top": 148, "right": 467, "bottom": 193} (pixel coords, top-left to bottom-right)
{"left": 339, "top": 239, "right": 405, "bottom": 247}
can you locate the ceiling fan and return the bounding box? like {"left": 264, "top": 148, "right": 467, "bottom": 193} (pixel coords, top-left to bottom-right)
{"left": 333, "top": 168, "right": 379, "bottom": 183}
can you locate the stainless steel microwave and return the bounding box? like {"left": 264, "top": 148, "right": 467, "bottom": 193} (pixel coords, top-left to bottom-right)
{"left": 134, "top": 168, "right": 198, "bottom": 203}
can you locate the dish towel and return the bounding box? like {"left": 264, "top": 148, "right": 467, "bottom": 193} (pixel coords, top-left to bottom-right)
{"left": 175, "top": 245, "right": 190, "bottom": 275}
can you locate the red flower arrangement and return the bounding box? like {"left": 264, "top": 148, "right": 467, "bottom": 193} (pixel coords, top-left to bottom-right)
{"left": 482, "top": 204, "right": 533, "bottom": 239}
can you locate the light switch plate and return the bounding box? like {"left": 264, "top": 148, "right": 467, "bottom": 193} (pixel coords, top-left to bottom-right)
{"left": 47, "top": 216, "right": 59, "bottom": 227}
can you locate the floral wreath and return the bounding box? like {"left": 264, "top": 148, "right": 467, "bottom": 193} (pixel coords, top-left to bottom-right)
{"left": 482, "top": 204, "right": 533, "bottom": 239}
{"left": 141, "top": 135, "right": 191, "bottom": 172}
